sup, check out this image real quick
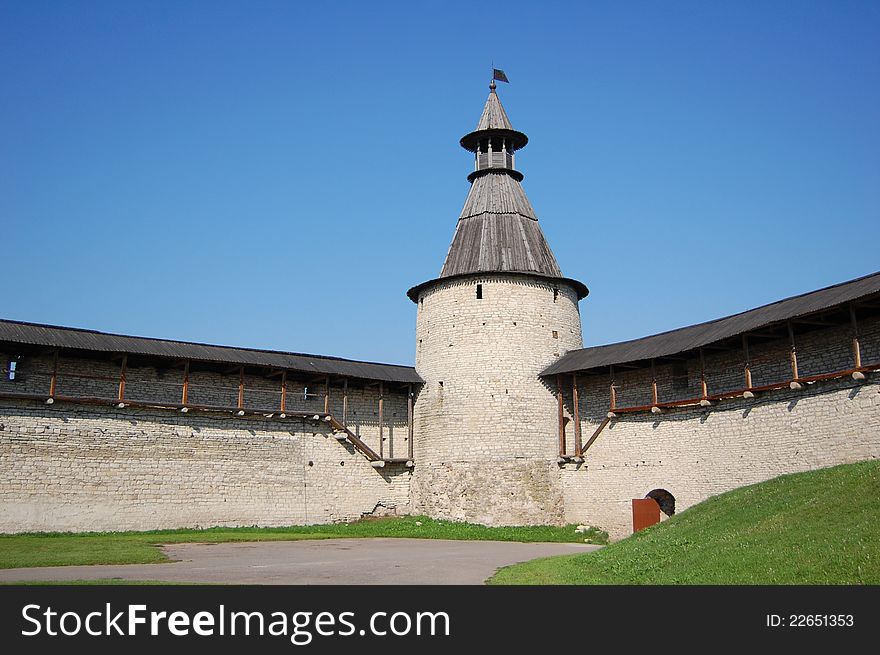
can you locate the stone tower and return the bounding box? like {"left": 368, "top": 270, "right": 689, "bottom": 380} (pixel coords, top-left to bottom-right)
{"left": 407, "top": 80, "right": 588, "bottom": 525}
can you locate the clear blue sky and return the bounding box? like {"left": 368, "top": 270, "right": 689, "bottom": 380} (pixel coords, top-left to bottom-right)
{"left": 2, "top": 1, "right": 878, "bottom": 365}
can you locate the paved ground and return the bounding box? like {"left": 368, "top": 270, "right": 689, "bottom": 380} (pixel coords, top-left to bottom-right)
{"left": 0, "top": 539, "right": 600, "bottom": 585}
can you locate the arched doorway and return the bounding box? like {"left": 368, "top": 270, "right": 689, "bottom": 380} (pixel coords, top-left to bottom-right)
{"left": 646, "top": 488, "right": 675, "bottom": 517}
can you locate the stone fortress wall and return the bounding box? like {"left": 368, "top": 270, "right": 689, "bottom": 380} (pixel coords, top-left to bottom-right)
{"left": 556, "top": 316, "right": 880, "bottom": 539}
{"left": 1, "top": 310, "right": 878, "bottom": 536}
{"left": 0, "top": 351, "right": 411, "bottom": 533}
{"left": 410, "top": 273, "right": 583, "bottom": 525}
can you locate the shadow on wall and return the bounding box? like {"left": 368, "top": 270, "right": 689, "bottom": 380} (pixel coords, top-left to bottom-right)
{"left": 646, "top": 488, "right": 675, "bottom": 516}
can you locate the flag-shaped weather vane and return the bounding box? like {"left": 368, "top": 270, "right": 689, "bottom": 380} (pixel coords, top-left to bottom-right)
{"left": 489, "top": 67, "right": 509, "bottom": 90}
{"left": 492, "top": 68, "right": 509, "bottom": 83}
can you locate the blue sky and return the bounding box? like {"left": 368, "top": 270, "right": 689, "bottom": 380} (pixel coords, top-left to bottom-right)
{"left": 2, "top": 1, "right": 878, "bottom": 365}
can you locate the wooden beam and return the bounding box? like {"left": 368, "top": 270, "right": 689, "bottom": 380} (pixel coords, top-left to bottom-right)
{"left": 850, "top": 305, "right": 862, "bottom": 368}
{"left": 557, "top": 374, "right": 566, "bottom": 457}
{"left": 326, "top": 416, "right": 381, "bottom": 462}
{"left": 181, "top": 360, "right": 190, "bottom": 405}
{"left": 787, "top": 321, "right": 799, "bottom": 380}
{"left": 342, "top": 377, "right": 349, "bottom": 427}
{"left": 49, "top": 349, "right": 59, "bottom": 397}
{"left": 407, "top": 383, "right": 414, "bottom": 460}
{"left": 582, "top": 416, "right": 611, "bottom": 454}
{"left": 117, "top": 355, "right": 127, "bottom": 401}
{"left": 594, "top": 362, "right": 880, "bottom": 416}
{"left": 323, "top": 375, "right": 330, "bottom": 414}
{"left": 280, "top": 370, "right": 287, "bottom": 412}
{"left": 742, "top": 334, "right": 753, "bottom": 389}
{"left": 237, "top": 366, "right": 245, "bottom": 409}
{"left": 650, "top": 359, "right": 659, "bottom": 406}
{"left": 378, "top": 381, "right": 385, "bottom": 459}
{"left": 572, "top": 373, "right": 582, "bottom": 458}
{"left": 700, "top": 343, "right": 735, "bottom": 351}
{"left": 699, "top": 348, "right": 708, "bottom": 399}
{"left": 744, "top": 330, "right": 780, "bottom": 340}
{"left": 609, "top": 365, "right": 617, "bottom": 410}
{"left": 793, "top": 318, "right": 838, "bottom": 327}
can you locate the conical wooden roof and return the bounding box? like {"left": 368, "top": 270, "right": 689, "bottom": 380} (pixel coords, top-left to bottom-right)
{"left": 439, "top": 172, "right": 563, "bottom": 277}
{"left": 475, "top": 86, "right": 514, "bottom": 130}
{"left": 408, "top": 83, "right": 588, "bottom": 301}
{"left": 441, "top": 87, "right": 562, "bottom": 279}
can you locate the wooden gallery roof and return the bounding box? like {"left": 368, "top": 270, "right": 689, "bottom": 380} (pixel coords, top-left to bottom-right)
{"left": 0, "top": 319, "right": 422, "bottom": 384}
{"left": 543, "top": 270, "right": 880, "bottom": 376}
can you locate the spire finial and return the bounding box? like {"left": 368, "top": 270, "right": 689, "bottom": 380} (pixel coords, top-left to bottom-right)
{"left": 489, "top": 79, "right": 496, "bottom": 92}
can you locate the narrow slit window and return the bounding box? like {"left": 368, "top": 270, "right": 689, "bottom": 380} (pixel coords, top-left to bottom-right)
{"left": 476, "top": 284, "right": 483, "bottom": 299}
{"left": 553, "top": 288, "right": 559, "bottom": 302}
{"left": 6, "top": 360, "right": 17, "bottom": 381}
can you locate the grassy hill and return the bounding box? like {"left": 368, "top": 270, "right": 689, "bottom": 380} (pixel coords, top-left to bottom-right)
{"left": 489, "top": 459, "right": 880, "bottom": 584}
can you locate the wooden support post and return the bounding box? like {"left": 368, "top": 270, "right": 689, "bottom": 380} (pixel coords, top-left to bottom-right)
{"left": 557, "top": 374, "right": 566, "bottom": 457}
{"left": 324, "top": 375, "right": 330, "bottom": 414}
{"left": 850, "top": 305, "right": 862, "bottom": 368}
{"left": 787, "top": 321, "right": 799, "bottom": 380}
{"left": 280, "top": 370, "right": 287, "bottom": 412}
{"left": 342, "top": 377, "right": 349, "bottom": 427}
{"left": 572, "top": 373, "right": 582, "bottom": 458}
{"left": 49, "top": 349, "right": 59, "bottom": 397}
{"left": 609, "top": 365, "right": 617, "bottom": 410}
{"left": 407, "top": 383, "right": 414, "bottom": 460}
{"left": 237, "top": 366, "right": 245, "bottom": 409}
{"left": 742, "top": 334, "right": 753, "bottom": 389}
{"left": 699, "top": 348, "right": 708, "bottom": 399}
{"left": 181, "top": 361, "right": 190, "bottom": 405}
{"left": 117, "top": 355, "right": 127, "bottom": 401}
{"left": 650, "top": 359, "right": 659, "bottom": 406}
{"left": 378, "top": 381, "right": 384, "bottom": 459}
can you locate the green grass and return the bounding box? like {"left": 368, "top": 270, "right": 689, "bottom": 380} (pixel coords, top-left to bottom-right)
{"left": 489, "top": 460, "right": 880, "bottom": 585}
{"left": 0, "top": 516, "right": 607, "bottom": 569}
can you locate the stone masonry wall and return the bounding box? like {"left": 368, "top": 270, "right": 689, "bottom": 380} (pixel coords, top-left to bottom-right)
{"left": 558, "top": 317, "right": 880, "bottom": 540}
{"left": 0, "top": 398, "right": 410, "bottom": 533}
{"left": 411, "top": 274, "right": 583, "bottom": 525}
{"left": 1, "top": 351, "right": 410, "bottom": 465}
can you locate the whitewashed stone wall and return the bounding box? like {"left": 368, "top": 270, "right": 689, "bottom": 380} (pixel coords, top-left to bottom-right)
{"left": 2, "top": 352, "right": 410, "bottom": 462}
{"left": 559, "top": 317, "right": 880, "bottom": 540}
{"left": 411, "top": 274, "right": 583, "bottom": 524}
{"left": 0, "top": 399, "right": 410, "bottom": 533}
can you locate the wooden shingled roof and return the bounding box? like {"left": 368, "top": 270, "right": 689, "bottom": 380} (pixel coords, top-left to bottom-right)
{"left": 475, "top": 88, "right": 514, "bottom": 131}
{"left": 440, "top": 172, "right": 562, "bottom": 278}
{"left": 0, "top": 319, "right": 422, "bottom": 383}
{"left": 542, "top": 270, "right": 880, "bottom": 376}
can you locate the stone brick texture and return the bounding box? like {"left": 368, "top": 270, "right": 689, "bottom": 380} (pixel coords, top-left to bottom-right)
{"left": 558, "top": 316, "right": 880, "bottom": 539}
{"left": 410, "top": 274, "right": 583, "bottom": 524}
{"left": 0, "top": 357, "right": 411, "bottom": 532}
{"left": 0, "top": 297, "right": 877, "bottom": 537}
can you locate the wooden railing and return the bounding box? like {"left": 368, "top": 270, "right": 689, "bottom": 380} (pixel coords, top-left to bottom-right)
{"left": 0, "top": 356, "right": 416, "bottom": 466}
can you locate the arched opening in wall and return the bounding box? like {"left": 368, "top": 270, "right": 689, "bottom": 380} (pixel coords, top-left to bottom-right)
{"left": 646, "top": 489, "right": 675, "bottom": 517}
